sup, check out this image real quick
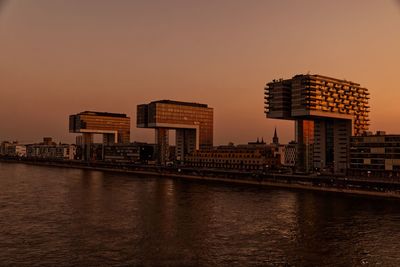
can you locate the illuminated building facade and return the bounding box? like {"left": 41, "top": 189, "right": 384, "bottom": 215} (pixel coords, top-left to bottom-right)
{"left": 349, "top": 131, "right": 400, "bottom": 178}
{"left": 26, "top": 137, "right": 76, "bottom": 160}
{"left": 265, "top": 74, "right": 370, "bottom": 173}
{"left": 2, "top": 143, "right": 27, "bottom": 157}
{"left": 185, "top": 145, "right": 279, "bottom": 171}
{"left": 137, "top": 100, "right": 213, "bottom": 164}
{"left": 69, "top": 111, "right": 130, "bottom": 160}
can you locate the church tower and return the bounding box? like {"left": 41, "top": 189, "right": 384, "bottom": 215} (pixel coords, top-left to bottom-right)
{"left": 272, "top": 127, "right": 279, "bottom": 145}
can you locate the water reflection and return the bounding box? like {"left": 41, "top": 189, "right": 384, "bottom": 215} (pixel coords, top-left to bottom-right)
{"left": 1, "top": 163, "right": 400, "bottom": 266}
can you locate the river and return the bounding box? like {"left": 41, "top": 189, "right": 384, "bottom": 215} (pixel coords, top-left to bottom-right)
{"left": 1, "top": 162, "right": 400, "bottom": 266}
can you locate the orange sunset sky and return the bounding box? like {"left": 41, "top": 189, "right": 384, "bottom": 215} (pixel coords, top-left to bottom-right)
{"left": 0, "top": 0, "right": 399, "bottom": 145}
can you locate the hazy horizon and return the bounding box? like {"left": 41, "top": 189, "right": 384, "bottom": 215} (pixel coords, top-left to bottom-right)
{"left": 1, "top": 0, "right": 399, "bottom": 145}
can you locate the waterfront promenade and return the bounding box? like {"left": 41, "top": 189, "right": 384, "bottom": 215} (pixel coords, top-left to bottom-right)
{"left": 2, "top": 157, "right": 400, "bottom": 199}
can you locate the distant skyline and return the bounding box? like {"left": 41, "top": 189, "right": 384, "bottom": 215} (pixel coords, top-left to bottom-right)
{"left": 1, "top": 0, "right": 399, "bottom": 144}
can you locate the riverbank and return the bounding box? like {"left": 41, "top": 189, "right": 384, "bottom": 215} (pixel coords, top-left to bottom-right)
{"left": 2, "top": 158, "right": 400, "bottom": 199}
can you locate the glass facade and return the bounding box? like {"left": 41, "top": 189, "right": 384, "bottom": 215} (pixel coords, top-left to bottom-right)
{"left": 350, "top": 133, "right": 400, "bottom": 177}
{"left": 296, "top": 120, "right": 315, "bottom": 173}
{"left": 137, "top": 100, "right": 213, "bottom": 164}
{"left": 69, "top": 111, "right": 131, "bottom": 144}
{"left": 69, "top": 111, "right": 131, "bottom": 161}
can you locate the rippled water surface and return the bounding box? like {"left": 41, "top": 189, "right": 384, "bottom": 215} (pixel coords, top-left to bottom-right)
{"left": 1, "top": 163, "right": 400, "bottom": 266}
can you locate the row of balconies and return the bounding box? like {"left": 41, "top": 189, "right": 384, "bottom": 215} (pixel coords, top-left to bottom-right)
{"left": 355, "top": 121, "right": 370, "bottom": 126}
{"left": 308, "top": 77, "right": 365, "bottom": 89}
{"left": 353, "top": 106, "right": 369, "bottom": 112}
{"left": 354, "top": 125, "right": 369, "bottom": 131}
{"left": 306, "top": 85, "right": 368, "bottom": 94}
{"left": 307, "top": 104, "right": 370, "bottom": 117}
{"left": 306, "top": 90, "right": 369, "bottom": 102}
{"left": 306, "top": 100, "right": 367, "bottom": 110}
{"left": 309, "top": 80, "right": 365, "bottom": 95}
{"left": 355, "top": 110, "right": 364, "bottom": 116}
{"left": 355, "top": 114, "right": 370, "bottom": 119}
{"left": 270, "top": 102, "right": 369, "bottom": 117}
{"left": 306, "top": 95, "right": 369, "bottom": 108}
{"left": 358, "top": 115, "right": 370, "bottom": 120}
{"left": 308, "top": 83, "right": 364, "bottom": 92}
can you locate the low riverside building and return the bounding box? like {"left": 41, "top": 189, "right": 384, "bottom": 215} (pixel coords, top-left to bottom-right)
{"left": 75, "top": 144, "right": 103, "bottom": 161}
{"left": 185, "top": 144, "right": 280, "bottom": 171}
{"left": 1, "top": 141, "right": 27, "bottom": 157}
{"left": 26, "top": 138, "right": 76, "bottom": 160}
{"left": 103, "top": 142, "right": 155, "bottom": 163}
{"left": 349, "top": 131, "right": 400, "bottom": 178}
{"left": 0, "top": 141, "right": 12, "bottom": 155}
{"left": 104, "top": 144, "right": 140, "bottom": 163}
{"left": 6, "top": 143, "right": 27, "bottom": 157}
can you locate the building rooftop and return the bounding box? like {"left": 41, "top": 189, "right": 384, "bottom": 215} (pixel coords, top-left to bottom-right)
{"left": 76, "top": 111, "right": 128, "bottom": 118}
{"left": 292, "top": 74, "right": 362, "bottom": 87}
{"left": 150, "top": 100, "right": 208, "bottom": 108}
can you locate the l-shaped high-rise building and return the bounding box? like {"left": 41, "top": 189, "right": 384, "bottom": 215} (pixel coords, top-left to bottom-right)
{"left": 264, "top": 74, "right": 370, "bottom": 174}
{"left": 137, "top": 100, "right": 213, "bottom": 164}
{"left": 69, "top": 111, "right": 131, "bottom": 160}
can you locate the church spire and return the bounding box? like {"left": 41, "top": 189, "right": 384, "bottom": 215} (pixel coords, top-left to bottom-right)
{"left": 273, "top": 127, "right": 279, "bottom": 145}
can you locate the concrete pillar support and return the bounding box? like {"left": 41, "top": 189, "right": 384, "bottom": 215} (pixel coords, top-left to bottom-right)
{"left": 155, "top": 128, "right": 169, "bottom": 165}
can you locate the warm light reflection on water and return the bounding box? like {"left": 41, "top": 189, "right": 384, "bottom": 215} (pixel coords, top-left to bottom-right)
{"left": 1, "top": 163, "right": 400, "bottom": 266}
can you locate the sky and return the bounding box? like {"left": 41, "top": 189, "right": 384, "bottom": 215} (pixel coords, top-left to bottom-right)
{"left": 0, "top": 0, "right": 399, "bottom": 145}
